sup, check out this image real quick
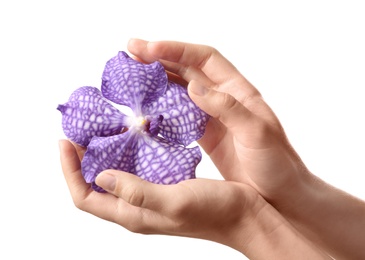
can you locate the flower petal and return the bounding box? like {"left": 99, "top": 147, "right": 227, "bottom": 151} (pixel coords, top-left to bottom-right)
{"left": 81, "top": 133, "right": 138, "bottom": 187}
{"left": 143, "top": 81, "right": 210, "bottom": 146}
{"left": 57, "top": 86, "right": 127, "bottom": 147}
{"left": 81, "top": 132, "right": 201, "bottom": 192}
{"left": 135, "top": 134, "right": 201, "bottom": 184}
{"left": 145, "top": 115, "right": 163, "bottom": 136}
{"left": 101, "top": 51, "right": 168, "bottom": 115}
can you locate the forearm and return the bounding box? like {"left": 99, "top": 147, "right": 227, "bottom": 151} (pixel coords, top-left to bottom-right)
{"left": 274, "top": 172, "right": 365, "bottom": 259}
{"left": 227, "top": 196, "right": 331, "bottom": 259}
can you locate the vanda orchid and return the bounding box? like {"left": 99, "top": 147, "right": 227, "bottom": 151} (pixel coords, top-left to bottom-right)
{"left": 57, "top": 51, "right": 209, "bottom": 192}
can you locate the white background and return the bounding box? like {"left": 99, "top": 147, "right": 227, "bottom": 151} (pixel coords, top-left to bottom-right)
{"left": 1, "top": 1, "right": 364, "bottom": 259}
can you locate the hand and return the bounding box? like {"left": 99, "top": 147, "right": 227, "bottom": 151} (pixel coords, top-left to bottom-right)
{"left": 127, "top": 39, "right": 308, "bottom": 203}
{"left": 59, "top": 139, "right": 262, "bottom": 247}
{"left": 127, "top": 39, "right": 365, "bottom": 259}
{"left": 59, "top": 139, "right": 330, "bottom": 259}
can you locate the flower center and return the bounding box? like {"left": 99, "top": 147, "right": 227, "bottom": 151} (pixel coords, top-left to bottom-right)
{"left": 126, "top": 115, "right": 148, "bottom": 132}
{"left": 124, "top": 114, "right": 163, "bottom": 136}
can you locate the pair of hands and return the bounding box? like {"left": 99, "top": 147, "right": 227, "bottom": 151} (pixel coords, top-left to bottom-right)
{"left": 59, "top": 39, "right": 326, "bottom": 258}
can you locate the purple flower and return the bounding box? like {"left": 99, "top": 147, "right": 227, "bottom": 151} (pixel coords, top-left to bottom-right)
{"left": 57, "top": 51, "right": 209, "bottom": 192}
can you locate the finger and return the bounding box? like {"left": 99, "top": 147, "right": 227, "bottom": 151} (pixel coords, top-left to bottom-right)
{"left": 160, "top": 59, "right": 214, "bottom": 88}
{"left": 166, "top": 71, "right": 188, "bottom": 87}
{"left": 188, "top": 81, "right": 253, "bottom": 131}
{"left": 96, "top": 171, "right": 208, "bottom": 235}
{"left": 130, "top": 52, "right": 190, "bottom": 86}
{"left": 128, "top": 39, "right": 260, "bottom": 104}
{"left": 127, "top": 38, "right": 154, "bottom": 62}
{"left": 128, "top": 39, "right": 241, "bottom": 85}
{"left": 128, "top": 39, "right": 214, "bottom": 87}
{"left": 59, "top": 140, "right": 150, "bottom": 226}
{"left": 69, "top": 141, "right": 86, "bottom": 161}
{"left": 59, "top": 140, "right": 117, "bottom": 218}
{"left": 96, "top": 170, "right": 175, "bottom": 212}
{"left": 59, "top": 139, "right": 92, "bottom": 200}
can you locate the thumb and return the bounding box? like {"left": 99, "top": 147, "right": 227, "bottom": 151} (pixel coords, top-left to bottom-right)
{"left": 188, "top": 80, "right": 251, "bottom": 130}
{"left": 95, "top": 170, "right": 167, "bottom": 210}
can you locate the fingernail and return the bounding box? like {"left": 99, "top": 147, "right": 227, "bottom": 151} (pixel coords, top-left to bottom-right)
{"left": 190, "top": 84, "right": 208, "bottom": 96}
{"left": 96, "top": 172, "right": 116, "bottom": 191}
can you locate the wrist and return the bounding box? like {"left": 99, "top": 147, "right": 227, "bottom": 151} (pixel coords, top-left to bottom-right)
{"left": 234, "top": 193, "right": 330, "bottom": 259}
{"left": 272, "top": 171, "right": 365, "bottom": 259}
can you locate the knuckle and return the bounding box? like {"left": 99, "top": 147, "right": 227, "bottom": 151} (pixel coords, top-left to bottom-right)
{"left": 73, "top": 198, "right": 86, "bottom": 210}
{"left": 123, "top": 213, "right": 152, "bottom": 235}
{"left": 71, "top": 187, "right": 91, "bottom": 211}
{"left": 221, "top": 92, "right": 237, "bottom": 111}
{"left": 171, "top": 201, "right": 189, "bottom": 218}
{"left": 122, "top": 184, "right": 145, "bottom": 208}
{"left": 169, "top": 199, "right": 193, "bottom": 229}
{"left": 216, "top": 93, "right": 241, "bottom": 124}
{"left": 125, "top": 220, "right": 147, "bottom": 233}
{"left": 169, "top": 194, "right": 193, "bottom": 220}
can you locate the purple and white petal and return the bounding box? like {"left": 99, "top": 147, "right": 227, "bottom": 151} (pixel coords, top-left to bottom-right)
{"left": 81, "top": 133, "right": 138, "bottom": 191}
{"left": 57, "top": 86, "right": 127, "bottom": 147}
{"left": 143, "top": 81, "right": 210, "bottom": 146}
{"left": 145, "top": 115, "right": 163, "bottom": 136}
{"left": 101, "top": 51, "right": 168, "bottom": 115}
{"left": 81, "top": 132, "right": 201, "bottom": 192}
{"left": 134, "top": 134, "right": 201, "bottom": 184}
{"left": 91, "top": 182, "right": 107, "bottom": 193}
{"left": 58, "top": 51, "right": 209, "bottom": 193}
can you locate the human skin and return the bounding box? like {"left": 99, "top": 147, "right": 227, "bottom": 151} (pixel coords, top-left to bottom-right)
{"left": 59, "top": 139, "right": 330, "bottom": 259}
{"left": 127, "top": 39, "right": 365, "bottom": 259}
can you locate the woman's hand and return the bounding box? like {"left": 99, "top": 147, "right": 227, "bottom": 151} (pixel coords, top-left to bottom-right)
{"left": 127, "top": 39, "right": 308, "bottom": 202}
{"left": 127, "top": 39, "right": 365, "bottom": 259}
{"left": 59, "top": 140, "right": 261, "bottom": 247}
{"left": 59, "top": 139, "right": 330, "bottom": 259}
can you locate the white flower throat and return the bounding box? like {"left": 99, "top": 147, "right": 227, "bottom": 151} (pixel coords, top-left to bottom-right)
{"left": 126, "top": 115, "right": 148, "bottom": 132}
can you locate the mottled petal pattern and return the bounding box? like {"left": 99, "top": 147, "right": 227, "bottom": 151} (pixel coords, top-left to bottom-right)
{"left": 101, "top": 51, "right": 168, "bottom": 115}
{"left": 58, "top": 51, "right": 210, "bottom": 192}
{"left": 57, "top": 86, "right": 127, "bottom": 146}
{"left": 135, "top": 134, "right": 201, "bottom": 184}
{"left": 144, "top": 81, "right": 210, "bottom": 146}
{"left": 146, "top": 115, "right": 163, "bottom": 136}
{"left": 81, "top": 133, "right": 138, "bottom": 185}
{"left": 82, "top": 132, "right": 201, "bottom": 191}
